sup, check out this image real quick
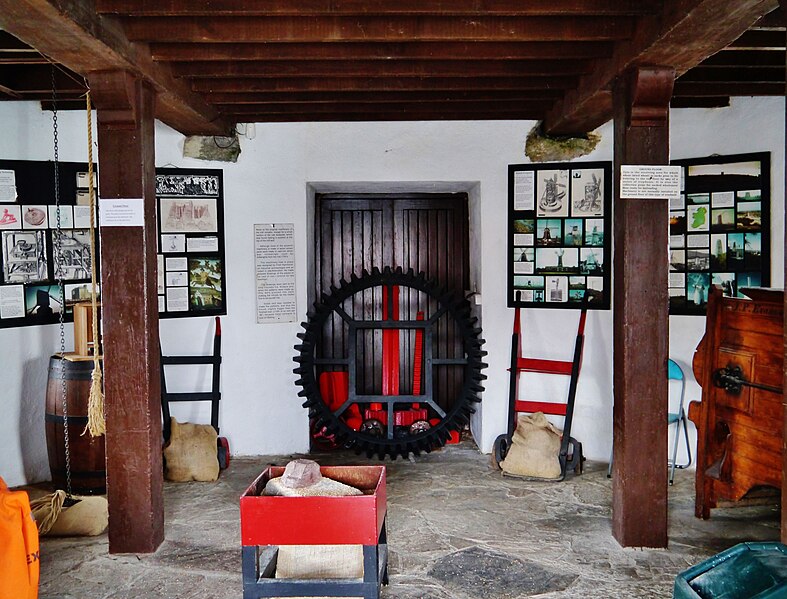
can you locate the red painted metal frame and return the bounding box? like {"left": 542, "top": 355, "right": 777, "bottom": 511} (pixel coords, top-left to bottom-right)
{"left": 240, "top": 466, "right": 386, "bottom": 547}
{"left": 381, "top": 285, "right": 400, "bottom": 396}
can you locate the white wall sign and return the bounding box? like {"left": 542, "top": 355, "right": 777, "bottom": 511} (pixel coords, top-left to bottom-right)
{"left": 254, "top": 223, "right": 297, "bottom": 324}
{"left": 98, "top": 198, "right": 145, "bottom": 227}
{"left": 0, "top": 170, "right": 16, "bottom": 203}
{"left": 619, "top": 165, "right": 681, "bottom": 199}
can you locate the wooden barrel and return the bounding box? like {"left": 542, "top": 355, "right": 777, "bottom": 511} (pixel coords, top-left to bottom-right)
{"left": 45, "top": 355, "right": 105, "bottom": 494}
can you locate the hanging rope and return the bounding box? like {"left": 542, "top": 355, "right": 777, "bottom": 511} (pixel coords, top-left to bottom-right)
{"left": 83, "top": 89, "right": 105, "bottom": 438}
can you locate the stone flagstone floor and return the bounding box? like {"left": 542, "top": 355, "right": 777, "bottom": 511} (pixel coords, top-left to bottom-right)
{"left": 37, "top": 440, "right": 780, "bottom": 598}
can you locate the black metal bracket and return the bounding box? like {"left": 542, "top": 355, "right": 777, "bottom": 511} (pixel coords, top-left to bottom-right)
{"left": 712, "top": 364, "right": 781, "bottom": 395}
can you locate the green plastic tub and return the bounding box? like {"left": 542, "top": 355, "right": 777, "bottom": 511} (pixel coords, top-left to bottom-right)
{"left": 674, "top": 542, "right": 787, "bottom": 599}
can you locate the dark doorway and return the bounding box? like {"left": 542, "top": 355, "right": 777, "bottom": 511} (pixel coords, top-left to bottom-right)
{"left": 312, "top": 193, "right": 470, "bottom": 441}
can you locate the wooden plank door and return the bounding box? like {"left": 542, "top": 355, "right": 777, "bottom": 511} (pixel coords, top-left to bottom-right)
{"left": 314, "top": 193, "right": 469, "bottom": 406}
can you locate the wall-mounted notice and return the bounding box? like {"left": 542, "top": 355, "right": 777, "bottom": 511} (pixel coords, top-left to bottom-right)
{"left": 99, "top": 198, "right": 144, "bottom": 227}
{"left": 0, "top": 170, "right": 16, "bottom": 203}
{"left": 620, "top": 165, "right": 681, "bottom": 199}
{"left": 254, "top": 223, "right": 297, "bottom": 324}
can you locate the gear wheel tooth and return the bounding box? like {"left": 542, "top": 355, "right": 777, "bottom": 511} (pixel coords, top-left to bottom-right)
{"left": 371, "top": 266, "right": 381, "bottom": 276}
{"left": 350, "top": 272, "right": 360, "bottom": 282}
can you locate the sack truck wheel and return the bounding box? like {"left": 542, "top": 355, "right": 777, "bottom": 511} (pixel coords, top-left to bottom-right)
{"left": 492, "top": 433, "right": 512, "bottom": 470}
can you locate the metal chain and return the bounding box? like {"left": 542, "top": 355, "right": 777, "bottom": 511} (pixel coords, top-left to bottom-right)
{"left": 52, "top": 65, "right": 72, "bottom": 498}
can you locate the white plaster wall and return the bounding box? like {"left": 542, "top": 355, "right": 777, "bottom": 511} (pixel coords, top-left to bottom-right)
{"left": 0, "top": 97, "right": 783, "bottom": 487}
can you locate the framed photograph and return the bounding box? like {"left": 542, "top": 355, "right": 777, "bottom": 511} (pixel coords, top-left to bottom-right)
{"left": 53, "top": 229, "right": 91, "bottom": 281}
{"left": 670, "top": 152, "right": 770, "bottom": 315}
{"left": 160, "top": 198, "right": 218, "bottom": 233}
{"left": 2, "top": 230, "right": 47, "bottom": 284}
{"left": 189, "top": 257, "right": 223, "bottom": 311}
{"left": 156, "top": 173, "right": 220, "bottom": 197}
{"left": 536, "top": 170, "right": 569, "bottom": 218}
{"left": 0, "top": 205, "right": 22, "bottom": 230}
{"left": 570, "top": 168, "right": 604, "bottom": 217}
{"left": 508, "top": 161, "right": 611, "bottom": 310}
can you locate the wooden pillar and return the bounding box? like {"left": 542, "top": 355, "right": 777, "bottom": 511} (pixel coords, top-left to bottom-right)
{"left": 89, "top": 71, "right": 163, "bottom": 554}
{"left": 611, "top": 66, "right": 674, "bottom": 548}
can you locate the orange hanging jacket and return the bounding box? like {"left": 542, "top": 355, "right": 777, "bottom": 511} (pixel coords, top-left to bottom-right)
{"left": 0, "top": 477, "right": 39, "bottom": 599}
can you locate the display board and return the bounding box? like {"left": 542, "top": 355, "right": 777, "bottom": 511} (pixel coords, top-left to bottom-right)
{"left": 668, "top": 152, "right": 770, "bottom": 315}
{"left": 507, "top": 161, "right": 612, "bottom": 310}
{"left": 0, "top": 159, "right": 99, "bottom": 329}
{"left": 155, "top": 168, "right": 226, "bottom": 318}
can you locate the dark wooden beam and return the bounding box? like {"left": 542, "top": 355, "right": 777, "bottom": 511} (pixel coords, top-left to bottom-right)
{"left": 97, "top": 0, "right": 659, "bottom": 17}
{"left": 220, "top": 110, "right": 547, "bottom": 122}
{"left": 151, "top": 41, "right": 614, "bottom": 62}
{"left": 544, "top": 0, "right": 778, "bottom": 135}
{"left": 730, "top": 29, "right": 786, "bottom": 48}
{"left": 171, "top": 59, "right": 590, "bottom": 79}
{"left": 0, "top": 65, "right": 86, "bottom": 93}
{"left": 673, "top": 80, "right": 786, "bottom": 95}
{"left": 191, "top": 75, "right": 579, "bottom": 93}
{"left": 703, "top": 49, "right": 785, "bottom": 67}
{"left": 202, "top": 89, "right": 564, "bottom": 104}
{"left": 0, "top": 83, "right": 22, "bottom": 99}
{"left": 0, "top": 0, "right": 229, "bottom": 134}
{"left": 669, "top": 96, "right": 730, "bottom": 108}
{"left": 122, "top": 16, "right": 636, "bottom": 43}
{"left": 679, "top": 66, "right": 784, "bottom": 82}
{"left": 91, "top": 70, "right": 163, "bottom": 555}
{"left": 754, "top": 5, "right": 785, "bottom": 26}
{"left": 218, "top": 99, "right": 554, "bottom": 115}
{"left": 612, "top": 66, "right": 673, "bottom": 549}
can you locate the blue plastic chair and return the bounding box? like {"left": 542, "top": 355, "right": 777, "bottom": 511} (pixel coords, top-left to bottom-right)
{"left": 667, "top": 359, "right": 692, "bottom": 485}
{"left": 607, "top": 358, "right": 692, "bottom": 484}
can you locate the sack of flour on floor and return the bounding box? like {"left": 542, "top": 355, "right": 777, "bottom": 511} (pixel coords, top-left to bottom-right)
{"left": 500, "top": 412, "right": 562, "bottom": 479}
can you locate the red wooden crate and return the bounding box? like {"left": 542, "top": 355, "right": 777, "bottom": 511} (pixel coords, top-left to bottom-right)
{"left": 240, "top": 465, "right": 386, "bottom": 547}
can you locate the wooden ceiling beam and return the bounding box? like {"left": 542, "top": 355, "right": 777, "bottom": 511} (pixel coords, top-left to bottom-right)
{"left": 218, "top": 99, "right": 554, "bottom": 115}
{"left": 729, "top": 29, "right": 786, "bottom": 48}
{"left": 221, "top": 110, "right": 547, "bottom": 122}
{"left": 151, "top": 41, "right": 614, "bottom": 62}
{"left": 679, "top": 66, "right": 784, "bottom": 82}
{"left": 191, "top": 75, "right": 578, "bottom": 93}
{"left": 0, "top": 0, "right": 229, "bottom": 134}
{"left": 172, "top": 59, "right": 590, "bottom": 79}
{"left": 673, "top": 80, "right": 785, "bottom": 95}
{"left": 97, "top": 0, "right": 658, "bottom": 17}
{"left": 0, "top": 64, "right": 86, "bottom": 93}
{"left": 543, "top": 0, "right": 778, "bottom": 135}
{"left": 202, "top": 89, "right": 564, "bottom": 104}
{"left": 122, "top": 16, "right": 635, "bottom": 43}
{"left": 702, "top": 49, "right": 785, "bottom": 67}
{"left": 670, "top": 96, "right": 731, "bottom": 108}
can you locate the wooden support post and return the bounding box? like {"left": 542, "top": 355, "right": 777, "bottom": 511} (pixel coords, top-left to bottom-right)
{"left": 90, "top": 70, "right": 163, "bottom": 554}
{"left": 611, "top": 66, "right": 674, "bottom": 548}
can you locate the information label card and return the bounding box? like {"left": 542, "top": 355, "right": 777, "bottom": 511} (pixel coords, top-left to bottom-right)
{"left": 620, "top": 165, "right": 681, "bottom": 199}
{"left": 254, "top": 223, "right": 297, "bottom": 324}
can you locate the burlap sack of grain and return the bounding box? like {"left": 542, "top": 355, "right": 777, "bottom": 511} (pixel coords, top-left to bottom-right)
{"left": 30, "top": 490, "right": 108, "bottom": 537}
{"left": 500, "top": 412, "right": 562, "bottom": 480}
{"left": 163, "top": 418, "right": 219, "bottom": 482}
{"left": 275, "top": 544, "right": 364, "bottom": 579}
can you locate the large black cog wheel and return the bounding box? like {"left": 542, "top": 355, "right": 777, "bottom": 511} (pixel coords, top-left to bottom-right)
{"left": 293, "top": 266, "right": 487, "bottom": 459}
